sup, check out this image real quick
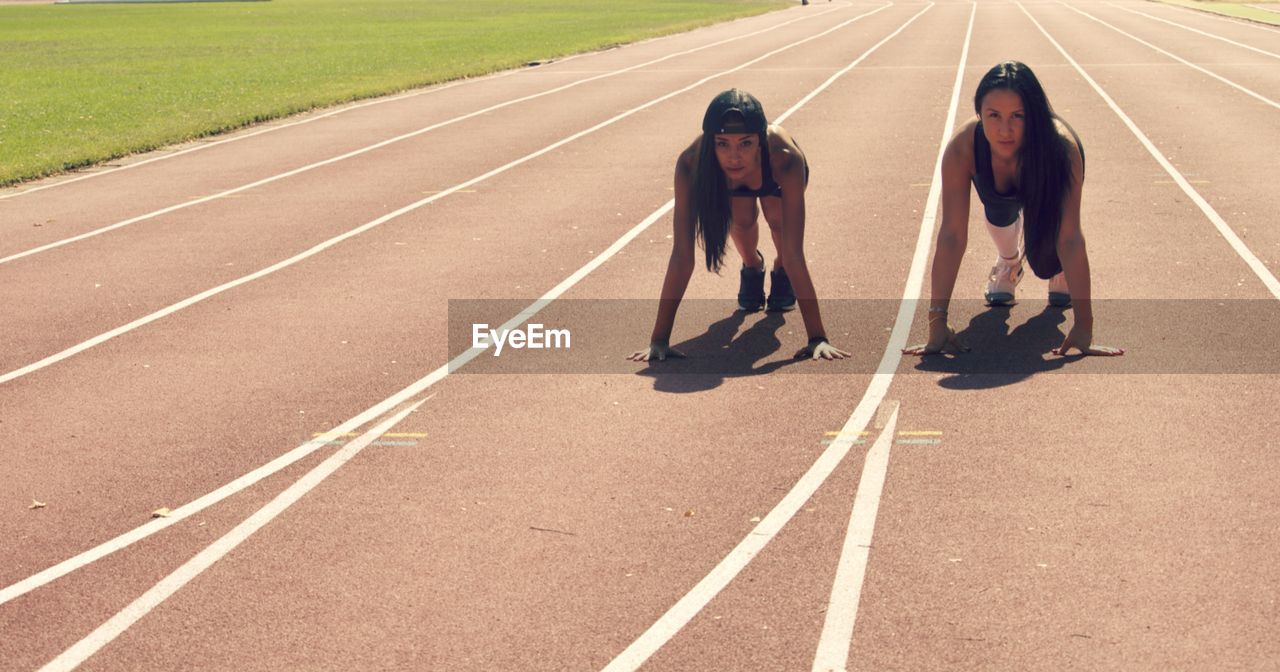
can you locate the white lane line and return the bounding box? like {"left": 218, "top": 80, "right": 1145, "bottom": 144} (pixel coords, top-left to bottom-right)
{"left": 0, "top": 3, "right": 886, "bottom": 388}
{"left": 0, "top": 76, "right": 508, "bottom": 201}
{"left": 812, "top": 404, "right": 899, "bottom": 672}
{"left": 600, "top": 4, "right": 969, "bottom": 671}
{"left": 810, "top": 5, "right": 974, "bottom": 668}
{"left": 30, "top": 206, "right": 681, "bottom": 670}
{"left": 1055, "top": 0, "right": 1280, "bottom": 110}
{"left": 0, "top": 3, "right": 845, "bottom": 267}
{"left": 1164, "top": 0, "right": 1280, "bottom": 33}
{"left": 1018, "top": 2, "right": 1280, "bottom": 300}
{"left": 36, "top": 397, "right": 431, "bottom": 672}
{"left": 1107, "top": 1, "right": 1280, "bottom": 59}
{"left": 0, "top": 2, "right": 886, "bottom": 603}
{"left": 0, "top": 199, "right": 673, "bottom": 607}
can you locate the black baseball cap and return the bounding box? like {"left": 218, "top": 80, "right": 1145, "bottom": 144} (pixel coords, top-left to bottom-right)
{"left": 701, "top": 89, "right": 768, "bottom": 134}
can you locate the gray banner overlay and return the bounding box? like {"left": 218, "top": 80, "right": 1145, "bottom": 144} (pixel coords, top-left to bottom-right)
{"left": 447, "top": 299, "right": 1280, "bottom": 375}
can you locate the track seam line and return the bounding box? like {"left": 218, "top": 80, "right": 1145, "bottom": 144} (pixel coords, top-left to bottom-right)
{"left": 1017, "top": 2, "right": 1280, "bottom": 299}
{"left": 598, "top": 4, "right": 957, "bottom": 670}
{"left": 0, "top": 3, "right": 846, "bottom": 266}
{"left": 0, "top": 3, "right": 883, "bottom": 387}
{"left": 0, "top": 0, "right": 889, "bottom": 607}
{"left": 1055, "top": 0, "right": 1280, "bottom": 109}
{"left": 1107, "top": 1, "right": 1280, "bottom": 59}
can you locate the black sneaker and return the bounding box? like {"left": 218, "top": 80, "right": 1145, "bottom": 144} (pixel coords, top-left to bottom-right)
{"left": 738, "top": 253, "right": 766, "bottom": 312}
{"left": 767, "top": 266, "right": 796, "bottom": 312}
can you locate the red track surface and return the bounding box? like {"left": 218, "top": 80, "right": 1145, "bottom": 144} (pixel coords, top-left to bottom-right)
{"left": 2, "top": 2, "right": 1278, "bottom": 670}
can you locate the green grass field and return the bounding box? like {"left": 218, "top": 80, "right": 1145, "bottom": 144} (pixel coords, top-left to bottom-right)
{"left": 0, "top": 0, "right": 788, "bottom": 187}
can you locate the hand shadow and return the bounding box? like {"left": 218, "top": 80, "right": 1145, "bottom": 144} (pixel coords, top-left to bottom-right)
{"left": 636, "top": 309, "right": 803, "bottom": 393}
{"left": 911, "top": 305, "right": 1072, "bottom": 389}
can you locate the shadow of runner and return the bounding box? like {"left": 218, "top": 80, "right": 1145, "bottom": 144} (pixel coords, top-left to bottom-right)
{"left": 636, "top": 310, "right": 804, "bottom": 393}
{"left": 911, "top": 305, "right": 1071, "bottom": 389}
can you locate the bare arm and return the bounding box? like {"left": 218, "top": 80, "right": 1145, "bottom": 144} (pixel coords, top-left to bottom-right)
{"left": 773, "top": 143, "right": 823, "bottom": 339}
{"left": 772, "top": 134, "right": 848, "bottom": 360}
{"left": 1054, "top": 132, "right": 1123, "bottom": 356}
{"left": 929, "top": 128, "right": 974, "bottom": 312}
{"left": 629, "top": 143, "right": 697, "bottom": 360}
{"left": 648, "top": 152, "right": 697, "bottom": 344}
{"left": 1057, "top": 138, "right": 1089, "bottom": 328}
{"left": 904, "top": 124, "right": 974, "bottom": 355}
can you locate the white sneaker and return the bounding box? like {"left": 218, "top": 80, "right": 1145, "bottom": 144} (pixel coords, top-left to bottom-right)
{"left": 984, "top": 255, "right": 1023, "bottom": 306}
{"left": 1048, "top": 271, "right": 1070, "bottom": 307}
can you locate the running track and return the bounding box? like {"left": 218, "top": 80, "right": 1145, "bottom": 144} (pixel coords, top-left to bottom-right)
{"left": 2, "top": 1, "right": 1278, "bottom": 669}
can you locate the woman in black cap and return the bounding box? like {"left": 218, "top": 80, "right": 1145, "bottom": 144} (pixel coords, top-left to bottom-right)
{"left": 629, "top": 88, "right": 848, "bottom": 362}
{"left": 904, "top": 61, "right": 1123, "bottom": 357}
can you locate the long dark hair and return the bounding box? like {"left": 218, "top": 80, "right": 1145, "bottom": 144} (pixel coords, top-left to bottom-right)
{"left": 974, "top": 61, "right": 1073, "bottom": 248}
{"left": 692, "top": 133, "right": 731, "bottom": 273}
{"left": 691, "top": 125, "right": 768, "bottom": 273}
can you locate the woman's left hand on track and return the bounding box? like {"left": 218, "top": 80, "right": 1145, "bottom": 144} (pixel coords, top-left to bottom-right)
{"left": 627, "top": 341, "right": 687, "bottom": 362}
{"left": 1053, "top": 324, "right": 1124, "bottom": 356}
{"left": 794, "top": 339, "right": 850, "bottom": 361}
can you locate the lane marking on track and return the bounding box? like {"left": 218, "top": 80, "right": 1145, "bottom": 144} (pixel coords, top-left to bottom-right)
{"left": 0, "top": 0, "right": 888, "bottom": 608}
{"left": 811, "top": 6, "right": 973, "bottom": 670}
{"left": 0, "top": 2, "right": 883, "bottom": 388}
{"left": 1018, "top": 2, "right": 1280, "bottom": 300}
{"left": 36, "top": 397, "right": 431, "bottom": 672}
{"left": 1057, "top": 0, "right": 1280, "bottom": 110}
{"left": 600, "top": 4, "right": 971, "bottom": 672}
{"left": 812, "top": 403, "right": 899, "bottom": 672}
{"left": 0, "top": 5, "right": 844, "bottom": 267}
{"left": 310, "top": 432, "right": 428, "bottom": 438}
{"left": 1107, "top": 1, "right": 1280, "bottom": 59}
{"left": 0, "top": 75, "right": 509, "bottom": 202}
{"left": 1163, "top": 0, "right": 1280, "bottom": 33}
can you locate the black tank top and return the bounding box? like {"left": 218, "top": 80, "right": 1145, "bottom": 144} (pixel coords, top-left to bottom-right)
{"left": 971, "top": 120, "right": 1086, "bottom": 225}
{"left": 972, "top": 123, "right": 1023, "bottom": 227}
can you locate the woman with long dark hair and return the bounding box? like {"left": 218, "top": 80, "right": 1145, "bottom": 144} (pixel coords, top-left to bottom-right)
{"left": 904, "top": 61, "right": 1123, "bottom": 357}
{"left": 628, "top": 89, "right": 847, "bottom": 362}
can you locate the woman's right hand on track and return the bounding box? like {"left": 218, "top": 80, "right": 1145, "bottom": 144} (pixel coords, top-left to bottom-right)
{"left": 902, "top": 317, "right": 969, "bottom": 356}
{"left": 627, "top": 341, "right": 686, "bottom": 362}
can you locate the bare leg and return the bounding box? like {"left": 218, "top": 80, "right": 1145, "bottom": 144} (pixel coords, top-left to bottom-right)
{"left": 728, "top": 197, "right": 763, "bottom": 269}
{"left": 761, "top": 196, "right": 786, "bottom": 271}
